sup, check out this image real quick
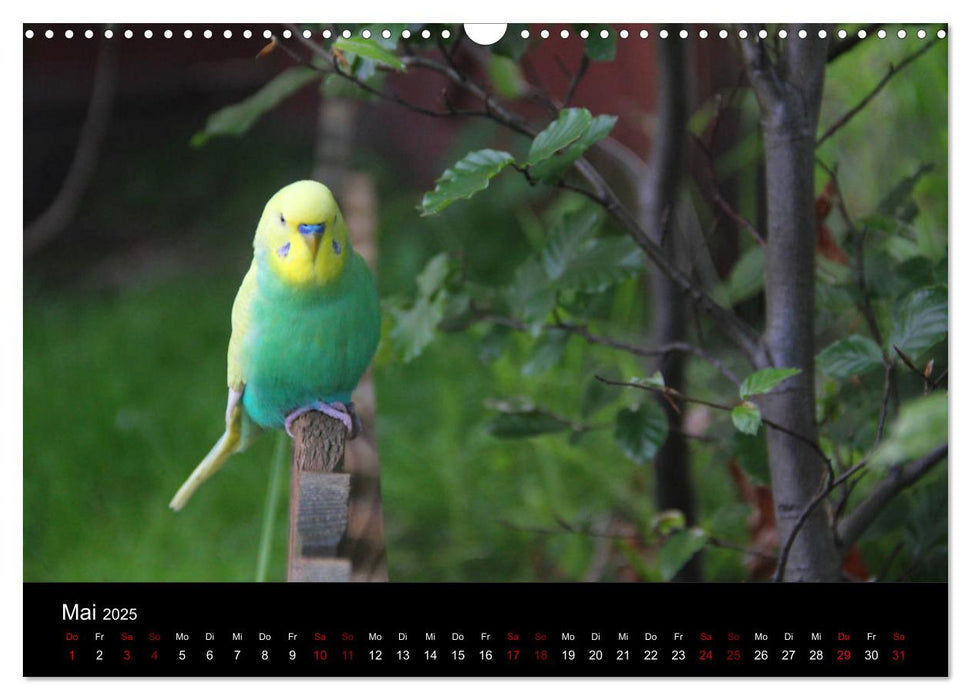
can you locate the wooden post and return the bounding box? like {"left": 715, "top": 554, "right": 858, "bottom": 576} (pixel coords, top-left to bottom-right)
{"left": 286, "top": 411, "right": 352, "bottom": 581}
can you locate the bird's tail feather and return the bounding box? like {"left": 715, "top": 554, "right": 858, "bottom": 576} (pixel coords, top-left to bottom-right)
{"left": 169, "top": 428, "right": 240, "bottom": 511}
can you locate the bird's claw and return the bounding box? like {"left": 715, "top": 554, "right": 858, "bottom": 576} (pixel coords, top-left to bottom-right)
{"left": 284, "top": 401, "right": 359, "bottom": 438}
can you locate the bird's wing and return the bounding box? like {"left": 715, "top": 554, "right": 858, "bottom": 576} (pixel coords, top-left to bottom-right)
{"left": 227, "top": 259, "right": 258, "bottom": 392}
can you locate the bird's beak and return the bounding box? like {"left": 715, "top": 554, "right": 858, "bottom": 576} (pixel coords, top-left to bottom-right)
{"left": 298, "top": 223, "right": 326, "bottom": 258}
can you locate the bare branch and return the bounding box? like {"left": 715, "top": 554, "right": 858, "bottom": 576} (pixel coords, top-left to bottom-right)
{"left": 827, "top": 24, "right": 883, "bottom": 63}
{"left": 817, "top": 39, "right": 938, "bottom": 146}
{"left": 25, "top": 34, "right": 118, "bottom": 256}
{"left": 837, "top": 444, "right": 948, "bottom": 554}
{"left": 563, "top": 53, "right": 590, "bottom": 106}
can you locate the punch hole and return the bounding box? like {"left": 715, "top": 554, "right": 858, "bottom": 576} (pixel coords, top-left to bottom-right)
{"left": 204, "top": 29, "right": 212, "bottom": 39}
{"left": 779, "top": 29, "right": 788, "bottom": 39}
{"left": 540, "top": 29, "right": 550, "bottom": 39}
{"left": 937, "top": 29, "right": 946, "bottom": 38}
{"left": 263, "top": 30, "right": 271, "bottom": 39}
{"left": 304, "top": 29, "right": 312, "bottom": 39}
{"left": 580, "top": 29, "right": 589, "bottom": 39}
{"left": 463, "top": 24, "right": 507, "bottom": 46}
{"left": 659, "top": 29, "right": 669, "bottom": 39}
{"left": 718, "top": 29, "right": 728, "bottom": 39}
{"left": 25, "top": 29, "right": 33, "bottom": 39}
{"left": 143, "top": 29, "right": 152, "bottom": 39}
{"left": 521, "top": 29, "right": 530, "bottom": 39}
{"left": 619, "top": 29, "right": 629, "bottom": 39}
{"left": 185, "top": 30, "right": 193, "bottom": 39}
{"left": 362, "top": 29, "right": 371, "bottom": 38}
{"left": 243, "top": 29, "right": 251, "bottom": 39}
{"left": 421, "top": 29, "right": 431, "bottom": 39}
{"left": 165, "top": 29, "right": 173, "bottom": 39}
{"left": 124, "top": 29, "right": 133, "bottom": 39}
{"left": 282, "top": 29, "right": 292, "bottom": 38}
{"left": 698, "top": 29, "right": 707, "bottom": 39}
{"left": 897, "top": 29, "right": 907, "bottom": 39}
{"left": 65, "top": 29, "right": 74, "bottom": 39}
{"left": 640, "top": 29, "right": 648, "bottom": 39}
{"left": 878, "top": 29, "right": 887, "bottom": 38}
{"left": 917, "top": 29, "right": 926, "bottom": 39}
{"left": 323, "top": 30, "right": 332, "bottom": 39}
{"left": 402, "top": 29, "right": 411, "bottom": 39}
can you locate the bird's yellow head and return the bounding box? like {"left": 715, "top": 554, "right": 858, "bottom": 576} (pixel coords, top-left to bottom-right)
{"left": 254, "top": 180, "right": 351, "bottom": 288}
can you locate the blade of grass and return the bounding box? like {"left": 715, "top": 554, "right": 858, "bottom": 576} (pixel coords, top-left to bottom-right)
{"left": 255, "top": 432, "right": 288, "bottom": 582}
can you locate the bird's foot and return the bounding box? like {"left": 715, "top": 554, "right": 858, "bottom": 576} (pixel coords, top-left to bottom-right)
{"left": 285, "top": 401, "right": 359, "bottom": 438}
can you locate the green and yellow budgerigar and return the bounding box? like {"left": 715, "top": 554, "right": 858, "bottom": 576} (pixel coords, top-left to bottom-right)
{"left": 169, "top": 180, "right": 381, "bottom": 511}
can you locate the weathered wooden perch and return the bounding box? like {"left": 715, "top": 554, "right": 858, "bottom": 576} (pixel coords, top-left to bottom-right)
{"left": 287, "top": 410, "right": 351, "bottom": 582}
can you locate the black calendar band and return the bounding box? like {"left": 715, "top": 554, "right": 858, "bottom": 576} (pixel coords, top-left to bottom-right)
{"left": 24, "top": 582, "right": 947, "bottom": 677}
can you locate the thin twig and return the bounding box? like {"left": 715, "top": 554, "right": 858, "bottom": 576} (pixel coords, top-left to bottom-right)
{"left": 836, "top": 443, "right": 948, "bottom": 554}
{"left": 563, "top": 53, "right": 590, "bottom": 106}
{"left": 690, "top": 133, "right": 766, "bottom": 246}
{"left": 594, "top": 375, "right": 827, "bottom": 462}
{"left": 817, "top": 39, "right": 938, "bottom": 146}
{"left": 472, "top": 309, "right": 741, "bottom": 386}
{"left": 826, "top": 24, "right": 883, "bottom": 63}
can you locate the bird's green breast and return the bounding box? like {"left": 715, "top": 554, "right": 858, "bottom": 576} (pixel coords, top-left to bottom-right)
{"left": 240, "top": 252, "right": 380, "bottom": 428}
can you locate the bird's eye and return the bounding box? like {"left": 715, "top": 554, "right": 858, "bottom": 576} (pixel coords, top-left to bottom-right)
{"left": 279, "top": 213, "right": 286, "bottom": 224}
{"left": 332, "top": 239, "right": 342, "bottom": 255}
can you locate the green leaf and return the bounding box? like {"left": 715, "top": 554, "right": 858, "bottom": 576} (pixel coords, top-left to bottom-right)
{"left": 614, "top": 403, "right": 669, "bottom": 464}
{"left": 191, "top": 67, "right": 319, "bottom": 147}
{"left": 713, "top": 246, "right": 764, "bottom": 306}
{"left": 530, "top": 114, "right": 617, "bottom": 183}
{"left": 540, "top": 208, "right": 601, "bottom": 279}
{"left": 333, "top": 36, "right": 405, "bottom": 71}
{"left": 490, "top": 27, "right": 530, "bottom": 60}
{"left": 522, "top": 330, "right": 569, "bottom": 376}
{"left": 731, "top": 402, "right": 762, "bottom": 435}
{"left": 555, "top": 236, "right": 644, "bottom": 293}
{"left": 731, "top": 431, "right": 770, "bottom": 484}
{"left": 877, "top": 163, "right": 934, "bottom": 220}
{"left": 484, "top": 409, "right": 573, "bottom": 439}
{"left": 389, "top": 294, "right": 445, "bottom": 363}
{"left": 888, "top": 287, "right": 948, "bottom": 360}
{"left": 872, "top": 392, "right": 947, "bottom": 468}
{"left": 582, "top": 25, "right": 617, "bottom": 61}
{"left": 487, "top": 54, "right": 527, "bottom": 99}
{"left": 479, "top": 324, "right": 512, "bottom": 364}
{"left": 420, "top": 149, "right": 514, "bottom": 216}
{"left": 658, "top": 528, "right": 707, "bottom": 581}
{"left": 651, "top": 510, "right": 686, "bottom": 536}
{"left": 506, "top": 257, "right": 557, "bottom": 327}
{"left": 526, "top": 108, "right": 592, "bottom": 166}
{"left": 739, "top": 367, "right": 801, "bottom": 400}
{"left": 817, "top": 335, "right": 884, "bottom": 378}
{"left": 416, "top": 253, "right": 451, "bottom": 298}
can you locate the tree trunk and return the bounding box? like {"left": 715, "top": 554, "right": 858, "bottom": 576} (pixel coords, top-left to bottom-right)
{"left": 743, "top": 27, "right": 841, "bottom": 581}
{"left": 640, "top": 27, "right": 701, "bottom": 581}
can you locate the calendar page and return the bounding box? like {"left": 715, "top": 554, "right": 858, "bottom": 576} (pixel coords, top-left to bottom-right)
{"left": 23, "top": 20, "right": 949, "bottom": 678}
